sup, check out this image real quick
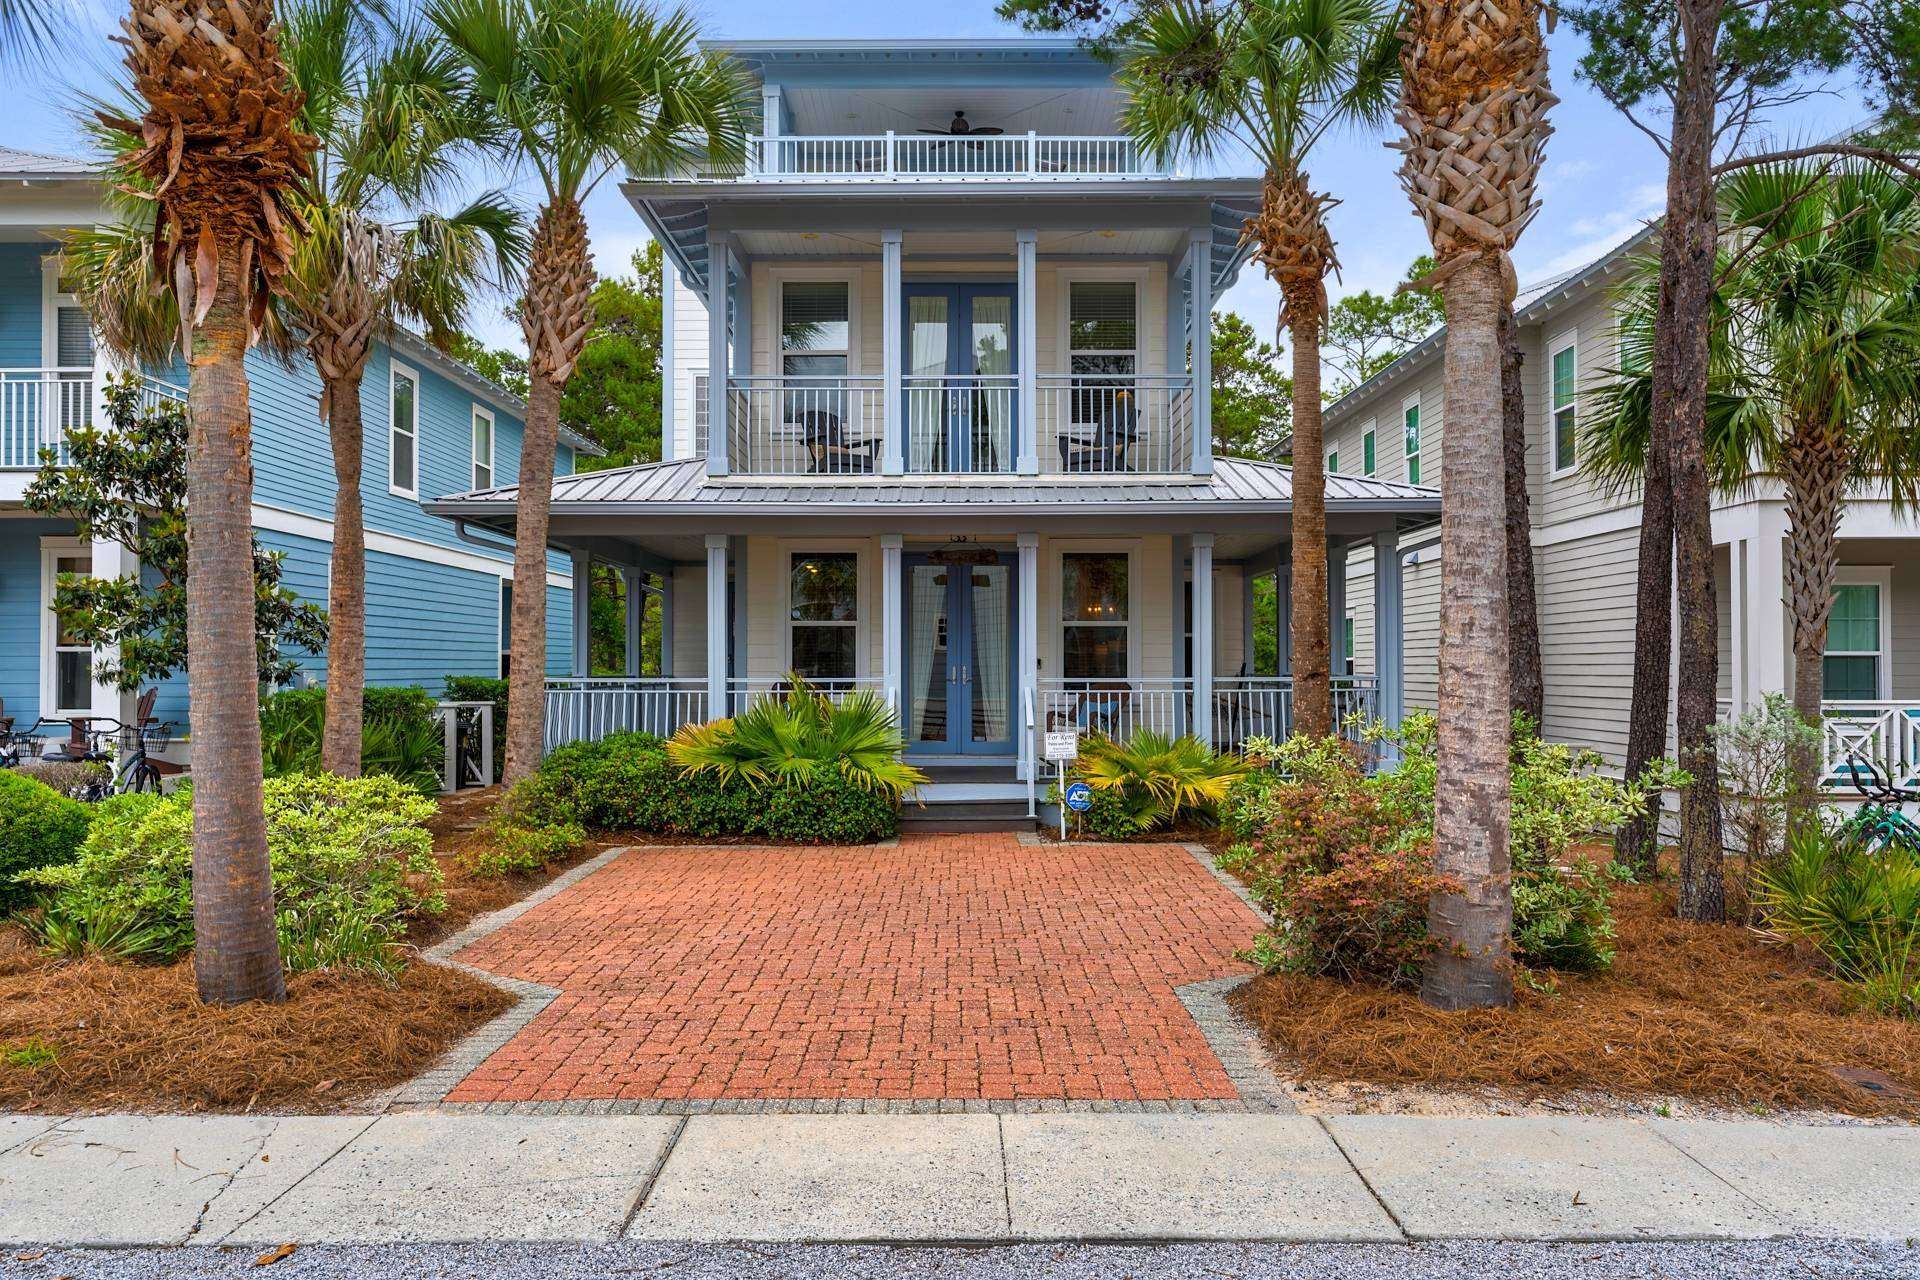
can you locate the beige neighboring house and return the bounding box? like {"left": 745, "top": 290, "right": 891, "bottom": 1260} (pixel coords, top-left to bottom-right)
{"left": 1321, "top": 227, "right": 1920, "bottom": 790}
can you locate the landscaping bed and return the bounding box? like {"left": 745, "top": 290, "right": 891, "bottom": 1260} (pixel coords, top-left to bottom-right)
{"left": 1232, "top": 878, "right": 1920, "bottom": 1120}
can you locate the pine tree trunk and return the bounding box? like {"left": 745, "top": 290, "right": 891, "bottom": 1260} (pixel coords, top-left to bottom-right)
{"left": 1500, "top": 303, "right": 1544, "bottom": 729}
{"left": 1421, "top": 251, "right": 1515, "bottom": 1011}
{"left": 1613, "top": 327, "right": 1675, "bottom": 878}
{"left": 1289, "top": 311, "right": 1332, "bottom": 740}
{"left": 504, "top": 369, "right": 561, "bottom": 784}
{"left": 1662, "top": 0, "right": 1727, "bottom": 922}
{"left": 188, "top": 248, "right": 285, "bottom": 1005}
{"left": 1783, "top": 428, "right": 1847, "bottom": 805}
{"left": 320, "top": 373, "right": 366, "bottom": 777}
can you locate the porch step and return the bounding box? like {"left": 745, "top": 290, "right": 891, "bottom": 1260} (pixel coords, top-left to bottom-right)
{"left": 900, "top": 797, "right": 1035, "bottom": 834}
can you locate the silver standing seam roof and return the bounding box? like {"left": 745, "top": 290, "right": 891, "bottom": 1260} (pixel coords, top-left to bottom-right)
{"left": 423, "top": 454, "right": 1442, "bottom": 520}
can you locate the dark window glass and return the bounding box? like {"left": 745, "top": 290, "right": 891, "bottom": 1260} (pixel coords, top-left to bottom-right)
{"left": 790, "top": 552, "right": 857, "bottom": 680}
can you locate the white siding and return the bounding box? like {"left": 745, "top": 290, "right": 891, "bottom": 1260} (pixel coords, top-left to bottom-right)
{"left": 671, "top": 561, "right": 706, "bottom": 676}
{"left": 668, "top": 268, "right": 708, "bottom": 461}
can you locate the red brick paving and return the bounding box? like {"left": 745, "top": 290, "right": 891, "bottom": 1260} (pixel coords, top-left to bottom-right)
{"left": 445, "top": 834, "right": 1261, "bottom": 1103}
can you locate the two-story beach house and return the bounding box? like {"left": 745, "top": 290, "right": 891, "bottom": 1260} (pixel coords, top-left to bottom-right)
{"left": 1322, "top": 225, "right": 1920, "bottom": 792}
{"left": 0, "top": 146, "right": 594, "bottom": 768}
{"left": 426, "top": 38, "right": 1442, "bottom": 822}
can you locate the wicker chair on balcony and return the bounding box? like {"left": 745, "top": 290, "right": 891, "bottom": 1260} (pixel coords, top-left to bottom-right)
{"left": 1057, "top": 388, "right": 1139, "bottom": 473}
{"left": 799, "top": 410, "right": 879, "bottom": 475}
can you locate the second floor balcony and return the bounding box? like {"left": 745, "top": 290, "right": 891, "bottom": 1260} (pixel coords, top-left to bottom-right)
{"left": 696, "top": 133, "right": 1171, "bottom": 185}
{"left": 0, "top": 368, "right": 186, "bottom": 471}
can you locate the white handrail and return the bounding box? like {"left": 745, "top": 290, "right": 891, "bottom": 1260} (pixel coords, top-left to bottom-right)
{"left": 697, "top": 133, "right": 1172, "bottom": 183}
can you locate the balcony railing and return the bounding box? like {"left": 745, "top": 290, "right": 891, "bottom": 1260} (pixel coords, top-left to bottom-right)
{"left": 695, "top": 134, "right": 1168, "bottom": 183}
{"left": 715, "top": 373, "right": 1198, "bottom": 477}
{"left": 1821, "top": 700, "right": 1920, "bottom": 793}
{"left": 1, "top": 370, "right": 188, "bottom": 470}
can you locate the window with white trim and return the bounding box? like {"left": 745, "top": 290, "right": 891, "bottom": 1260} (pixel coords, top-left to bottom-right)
{"left": 1061, "top": 552, "right": 1129, "bottom": 679}
{"left": 1362, "top": 424, "right": 1376, "bottom": 476}
{"left": 1068, "top": 281, "right": 1137, "bottom": 376}
{"left": 42, "top": 544, "right": 93, "bottom": 717}
{"left": 789, "top": 552, "right": 858, "bottom": 680}
{"left": 1824, "top": 572, "right": 1891, "bottom": 701}
{"left": 1327, "top": 449, "right": 1338, "bottom": 474}
{"left": 1402, "top": 396, "right": 1422, "bottom": 485}
{"left": 390, "top": 363, "right": 420, "bottom": 498}
{"left": 471, "top": 405, "right": 495, "bottom": 490}
{"left": 781, "top": 282, "right": 849, "bottom": 427}
{"left": 1549, "top": 333, "right": 1578, "bottom": 474}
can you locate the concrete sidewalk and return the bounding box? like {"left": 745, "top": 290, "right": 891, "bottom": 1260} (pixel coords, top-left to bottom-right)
{"left": 0, "top": 1112, "right": 1915, "bottom": 1247}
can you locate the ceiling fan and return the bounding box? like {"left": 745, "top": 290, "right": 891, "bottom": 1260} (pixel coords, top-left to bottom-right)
{"left": 918, "top": 109, "right": 1005, "bottom": 138}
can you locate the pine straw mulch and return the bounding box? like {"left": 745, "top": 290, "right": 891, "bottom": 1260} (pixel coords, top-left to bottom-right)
{"left": 1232, "top": 882, "right": 1920, "bottom": 1120}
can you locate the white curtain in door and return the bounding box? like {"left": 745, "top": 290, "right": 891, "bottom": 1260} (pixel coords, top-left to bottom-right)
{"left": 970, "top": 566, "right": 1009, "bottom": 742}
{"left": 907, "top": 566, "right": 946, "bottom": 742}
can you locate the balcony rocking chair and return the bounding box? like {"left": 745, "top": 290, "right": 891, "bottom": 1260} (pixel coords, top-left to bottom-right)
{"left": 1057, "top": 388, "right": 1140, "bottom": 474}
{"left": 799, "top": 410, "right": 879, "bottom": 475}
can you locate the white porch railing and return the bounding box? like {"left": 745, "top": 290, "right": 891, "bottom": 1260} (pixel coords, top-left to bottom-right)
{"left": 701, "top": 134, "right": 1166, "bottom": 183}
{"left": 1821, "top": 700, "right": 1920, "bottom": 792}
{"left": 1035, "top": 677, "right": 1195, "bottom": 742}
{"left": 1035, "top": 376, "right": 1194, "bottom": 475}
{"left": 904, "top": 374, "right": 1018, "bottom": 474}
{"left": 542, "top": 678, "right": 710, "bottom": 752}
{"left": 724, "top": 676, "right": 888, "bottom": 715}
{"left": 724, "top": 375, "right": 886, "bottom": 475}
{"left": 0, "top": 371, "right": 186, "bottom": 470}
{"left": 1211, "top": 675, "right": 1381, "bottom": 753}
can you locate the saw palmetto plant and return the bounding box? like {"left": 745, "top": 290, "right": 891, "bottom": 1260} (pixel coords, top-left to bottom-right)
{"left": 1392, "top": 0, "right": 1556, "bottom": 1011}
{"left": 1119, "top": 0, "right": 1399, "bottom": 743}
{"left": 428, "top": 0, "right": 752, "bottom": 784}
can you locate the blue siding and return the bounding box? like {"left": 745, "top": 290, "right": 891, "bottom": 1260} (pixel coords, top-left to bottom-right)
{"left": 0, "top": 244, "right": 44, "bottom": 366}
{"left": 0, "top": 518, "right": 70, "bottom": 730}
{"left": 546, "top": 581, "right": 574, "bottom": 676}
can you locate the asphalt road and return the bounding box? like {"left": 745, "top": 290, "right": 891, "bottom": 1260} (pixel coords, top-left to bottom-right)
{"left": 3, "top": 1240, "right": 1916, "bottom": 1280}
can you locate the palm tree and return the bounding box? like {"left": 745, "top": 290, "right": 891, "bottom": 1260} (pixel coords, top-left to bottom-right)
{"left": 279, "top": 0, "right": 526, "bottom": 776}
{"left": 1119, "top": 0, "right": 1398, "bottom": 741}
{"left": 1394, "top": 0, "right": 1555, "bottom": 1010}
{"left": 428, "top": 0, "right": 750, "bottom": 784}
{"left": 1589, "top": 163, "right": 1920, "bottom": 806}
{"left": 102, "top": 0, "right": 316, "bottom": 1003}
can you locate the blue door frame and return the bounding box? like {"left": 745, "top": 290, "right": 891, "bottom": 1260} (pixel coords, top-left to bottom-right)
{"left": 901, "top": 550, "right": 1019, "bottom": 757}
{"left": 902, "top": 283, "right": 1018, "bottom": 473}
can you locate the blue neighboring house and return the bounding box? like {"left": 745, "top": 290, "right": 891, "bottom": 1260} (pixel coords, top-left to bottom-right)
{"left": 0, "top": 146, "right": 595, "bottom": 762}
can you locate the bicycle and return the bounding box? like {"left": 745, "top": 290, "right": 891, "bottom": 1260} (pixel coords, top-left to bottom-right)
{"left": 69, "top": 719, "right": 174, "bottom": 799}
{"left": 1837, "top": 750, "right": 1920, "bottom": 858}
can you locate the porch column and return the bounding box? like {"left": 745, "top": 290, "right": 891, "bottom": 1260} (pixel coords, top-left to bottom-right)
{"left": 1187, "top": 233, "right": 1213, "bottom": 476}
{"left": 659, "top": 571, "right": 674, "bottom": 677}
{"left": 1745, "top": 512, "right": 1790, "bottom": 707}
{"left": 1166, "top": 252, "right": 1188, "bottom": 381}
{"left": 704, "top": 534, "right": 728, "bottom": 720}
{"left": 1192, "top": 532, "right": 1215, "bottom": 745}
{"left": 731, "top": 536, "right": 749, "bottom": 705}
{"left": 1728, "top": 537, "right": 1746, "bottom": 717}
{"left": 1016, "top": 230, "right": 1040, "bottom": 474}
{"left": 88, "top": 532, "right": 138, "bottom": 725}
{"left": 880, "top": 535, "right": 903, "bottom": 716}
{"left": 1328, "top": 538, "right": 1347, "bottom": 678}
{"left": 623, "top": 569, "right": 642, "bottom": 677}
{"left": 881, "top": 230, "right": 905, "bottom": 475}
{"left": 1373, "top": 532, "right": 1405, "bottom": 737}
{"left": 1018, "top": 533, "right": 1040, "bottom": 782}
{"left": 705, "top": 235, "right": 732, "bottom": 476}
{"left": 570, "top": 549, "right": 592, "bottom": 677}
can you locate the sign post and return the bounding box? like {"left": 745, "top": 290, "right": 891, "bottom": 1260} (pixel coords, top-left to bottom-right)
{"left": 1043, "top": 730, "right": 1082, "bottom": 839}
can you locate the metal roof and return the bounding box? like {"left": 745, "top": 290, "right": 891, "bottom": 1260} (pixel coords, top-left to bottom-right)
{"left": 0, "top": 146, "right": 93, "bottom": 177}
{"left": 425, "top": 455, "right": 1441, "bottom": 520}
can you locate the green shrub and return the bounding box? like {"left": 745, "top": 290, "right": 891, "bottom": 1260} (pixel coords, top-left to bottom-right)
{"left": 16, "top": 759, "right": 111, "bottom": 799}
{"left": 1754, "top": 822, "right": 1920, "bottom": 1016}
{"left": 25, "top": 896, "right": 176, "bottom": 963}
{"left": 21, "top": 775, "right": 443, "bottom": 976}
{"left": 260, "top": 685, "right": 443, "bottom": 790}
{"left": 443, "top": 675, "right": 509, "bottom": 776}
{"left": 667, "top": 676, "right": 925, "bottom": 801}
{"left": 1066, "top": 730, "right": 1248, "bottom": 835}
{"left": 0, "top": 772, "right": 92, "bottom": 911}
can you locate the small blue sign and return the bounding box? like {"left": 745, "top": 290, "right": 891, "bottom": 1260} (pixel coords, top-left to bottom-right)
{"left": 1064, "top": 782, "right": 1094, "bottom": 813}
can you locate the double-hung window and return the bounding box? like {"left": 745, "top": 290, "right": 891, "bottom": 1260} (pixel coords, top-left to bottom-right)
{"left": 789, "top": 552, "right": 858, "bottom": 681}
{"left": 471, "top": 406, "right": 495, "bottom": 490}
{"left": 390, "top": 363, "right": 420, "bottom": 498}
{"left": 1068, "top": 281, "right": 1137, "bottom": 427}
{"left": 781, "top": 281, "right": 849, "bottom": 428}
{"left": 42, "top": 544, "right": 93, "bottom": 717}
{"left": 1362, "top": 425, "right": 1376, "bottom": 476}
{"left": 1061, "top": 552, "right": 1129, "bottom": 679}
{"left": 1549, "top": 333, "right": 1578, "bottom": 474}
{"left": 1327, "top": 449, "right": 1338, "bottom": 474}
{"left": 1402, "top": 396, "right": 1423, "bottom": 485}
{"left": 1824, "top": 574, "right": 1890, "bottom": 701}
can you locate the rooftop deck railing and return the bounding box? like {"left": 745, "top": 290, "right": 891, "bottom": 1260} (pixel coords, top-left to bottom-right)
{"left": 694, "top": 134, "right": 1169, "bottom": 183}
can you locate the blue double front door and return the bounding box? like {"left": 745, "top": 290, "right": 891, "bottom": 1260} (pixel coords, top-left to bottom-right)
{"left": 902, "top": 550, "right": 1018, "bottom": 756}
{"left": 903, "top": 283, "right": 1017, "bottom": 473}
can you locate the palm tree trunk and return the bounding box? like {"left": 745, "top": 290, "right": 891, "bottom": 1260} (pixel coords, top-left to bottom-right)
{"left": 320, "top": 372, "right": 365, "bottom": 777}
{"left": 188, "top": 248, "right": 285, "bottom": 1005}
{"left": 1421, "top": 251, "right": 1514, "bottom": 1011}
{"left": 1661, "top": 1, "right": 1727, "bottom": 922}
{"left": 1289, "top": 311, "right": 1332, "bottom": 740}
{"left": 1783, "top": 427, "right": 1847, "bottom": 805}
{"left": 1500, "top": 303, "right": 1544, "bottom": 728}
{"left": 504, "top": 369, "right": 559, "bottom": 783}
{"left": 1614, "top": 341, "right": 1674, "bottom": 878}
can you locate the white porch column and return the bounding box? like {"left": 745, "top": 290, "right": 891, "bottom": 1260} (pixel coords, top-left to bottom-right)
{"left": 705, "top": 236, "right": 732, "bottom": 476}
{"left": 88, "top": 532, "right": 138, "bottom": 724}
{"left": 1747, "top": 511, "right": 1789, "bottom": 705}
{"left": 704, "top": 534, "right": 728, "bottom": 719}
{"left": 1016, "top": 229, "right": 1040, "bottom": 475}
{"left": 1328, "top": 538, "right": 1347, "bottom": 677}
{"left": 1728, "top": 537, "right": 1747, "bottom": 716}
{"left": 1018, "top": 532, "right": 1040, "bottom": 781}
{"left": 1191, "top": 532, "right": 1215, "bottom": 746}
{"left": 880, "top": 534, "right": 903, "bottom": 716}
{"left": 1373, "top": 533, "right": 1406, "bottom": 737}
{"left": 570, "top": 549, "right": 592, "bottom": 676}
{"left": 1187, "top": 233, "right": 1213, "bottom": 476}
{"left": 881, "top": 230, "right": 905, "bottom": 476}
{"left": 658, "top": 570, "right": 675, "bottom": 676}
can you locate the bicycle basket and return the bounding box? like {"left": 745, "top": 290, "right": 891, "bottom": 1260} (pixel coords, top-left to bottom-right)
{"left": 121, "top": 724, "right": 175, "bottom": 754}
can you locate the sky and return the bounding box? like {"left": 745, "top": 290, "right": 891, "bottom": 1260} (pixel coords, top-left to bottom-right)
{"left": 6, "top": 0, "right": 1873, "bottom": 354}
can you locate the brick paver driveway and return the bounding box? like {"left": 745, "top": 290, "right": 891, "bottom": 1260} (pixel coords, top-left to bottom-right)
{"left": 444, "top": 834, "right": 1261, "bottom": 1104}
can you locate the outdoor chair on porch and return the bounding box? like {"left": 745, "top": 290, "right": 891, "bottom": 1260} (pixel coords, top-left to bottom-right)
{"left": 798, "top": 411, "right": 879, "bottom": 475}
{"left": 1057, "top": 388, "right": 1139, "bottom": 474}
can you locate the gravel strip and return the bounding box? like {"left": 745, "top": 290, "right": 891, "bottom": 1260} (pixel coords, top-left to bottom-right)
{"left": 6, "top": 1239, "right": 1914, "bottom": 1279}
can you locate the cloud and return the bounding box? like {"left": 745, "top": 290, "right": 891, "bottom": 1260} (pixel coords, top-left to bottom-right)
{"left": 1531, "top": 181, "right": 1666, "bottom": 277}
